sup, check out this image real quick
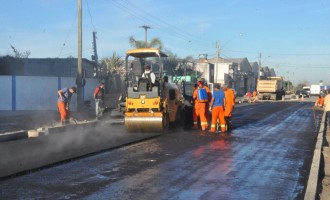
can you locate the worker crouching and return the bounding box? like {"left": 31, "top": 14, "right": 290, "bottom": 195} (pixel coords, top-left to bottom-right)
{"left": 57, "top": 86, "right": 76, "bottom": 125}
{"left": 315, "top": 95, "right": 325, "bottom": 108}
{"left": 193, "top": 81, "right": 211, "bottom": 131}
{"left": 209, "top": 83, "right": 226, "bottom": 133}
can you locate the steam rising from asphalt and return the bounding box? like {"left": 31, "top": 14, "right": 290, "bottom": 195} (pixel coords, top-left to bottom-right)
{"left": 0, "top": 115, "right": 127, "bottom": 177}
{"left": 43, "top": 118, "right": 125, "bottom": 157}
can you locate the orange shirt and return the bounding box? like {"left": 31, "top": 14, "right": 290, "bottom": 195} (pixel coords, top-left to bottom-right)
{"left": 320, "top": 97, "right": 325, "bottom": 106}
{"left": 253, "top": 90, "right": 257, "bottom": 97}
{"left": 316, "top": 97, "right": 325, "bottom": 106}
{"left": 224, "top": 88, "right": 235, "bottom": 106}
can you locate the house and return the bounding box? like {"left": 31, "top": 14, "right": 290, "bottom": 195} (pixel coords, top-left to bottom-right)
{"left": 206, "top": 57, "right": 254, "bottom": 96}
{"left": 250, "top": 62, "right": 259, "bottom": 89}
{"left": 260, "top": 66, "right": 277, "bottom": 79}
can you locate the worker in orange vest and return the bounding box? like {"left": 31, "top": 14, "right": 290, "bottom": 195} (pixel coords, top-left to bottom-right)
{"left": 223, "top": 85, "right": 235, "bottom": 130}
{"left": 209, "top": 83, "right": 226, "bottom": 133}
{"left": 315, "top": 95, "right": 325, "bottom": 108}
{"left": 193, "top": 81, "right": 211, "bottom": 131}
{"left": 252, "top": 90, "right": 257, "bottom": 103}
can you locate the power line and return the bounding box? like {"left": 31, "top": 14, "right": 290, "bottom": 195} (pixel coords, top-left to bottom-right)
{"left": 119, "top": 0, "right": 207, "bottom": 43}
{"left": 58, "top": 13, "right": 77, "bottom": 58}
{"left": 107, "top": 0, "right": 209, "bottom": 45}
{"left": 105, "top": 0, "right": 330, "bottom": 66}
{"left": 85, "top": 0, "right": 97, "bottom": 31}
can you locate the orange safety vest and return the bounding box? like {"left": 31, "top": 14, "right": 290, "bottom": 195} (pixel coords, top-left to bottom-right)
{"left": 224, "top": 88, "right": 235, "bottom": 117}
{"left": 193, "top": 85, "right": 211, "bottom": 130}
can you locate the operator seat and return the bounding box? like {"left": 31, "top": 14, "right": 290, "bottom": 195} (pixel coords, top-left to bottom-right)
{"left": 138, "top": 77, "right": 151, "bottom": 92}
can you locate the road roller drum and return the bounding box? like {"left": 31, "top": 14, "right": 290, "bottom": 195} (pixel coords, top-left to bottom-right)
{"left": 125, "top": 112, "right": 167, "bottom": 132}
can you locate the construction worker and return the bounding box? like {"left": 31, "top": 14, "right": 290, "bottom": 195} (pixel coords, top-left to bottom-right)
{"left": 252, "top": 90, "right": 258, "bottom": 103}
{"left": 223, "top": 85, "right": 235, "bottom": 130}
{"left": 141, "top": 65, "right": 156, "bottom": 90}
{"left": 324, "top": 89, "right": 330, "bottom": 125}
{"left": 315, "top": 94, "right": 325, "bottom": 108}
{"left": 246, "top": 91, "right": 252, "bottom": 102}
{"left": 57, "top": 86, "right": 76, "bottom": 125}
{"left": 193, "top": 80, "right": 211, "bottom": 131}
{"left": 94, "top": 82, "right": 105, "bottom": 120}
{"left": 209, "top": 83, "right": 226, "bottom": 133}
{"left": 197, "top": 78, "right": 212, "bottom": 122}
{"left": 189, "top": 84, "right": 198, "bottom": 129}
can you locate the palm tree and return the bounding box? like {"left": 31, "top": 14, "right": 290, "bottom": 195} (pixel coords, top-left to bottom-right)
{"left": 99, "top": 52, "right": 125, "bottom": 78}
{"left": 129, "top": 36, "right": 163, "bottom": 49}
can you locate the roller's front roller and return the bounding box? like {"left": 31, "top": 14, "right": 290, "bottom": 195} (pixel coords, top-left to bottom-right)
{"left": 125, "top": 112, "right": 167, "bottom": 132}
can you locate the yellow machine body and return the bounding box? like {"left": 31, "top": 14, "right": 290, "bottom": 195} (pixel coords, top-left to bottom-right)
{"left": 123, "top": 48, "right": 184, "bottom": 133}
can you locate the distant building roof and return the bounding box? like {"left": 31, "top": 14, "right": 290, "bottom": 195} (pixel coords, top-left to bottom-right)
{"left": 223, "top": 58, "right": 247, "bottom": 64}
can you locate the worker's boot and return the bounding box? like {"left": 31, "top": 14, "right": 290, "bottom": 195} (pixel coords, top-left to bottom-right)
{"left": 216, "top": 122, "right": 220, "bottom": 132}
{"left": 225, "top": 117, "right": 232, "bottom": 130}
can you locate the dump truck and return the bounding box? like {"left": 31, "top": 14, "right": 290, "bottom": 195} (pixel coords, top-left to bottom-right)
{"left": 122, "top": 48, "right": 186, "bottom": 132}
{"left": 257, "top": 77, "right": 285, "bottom": 100}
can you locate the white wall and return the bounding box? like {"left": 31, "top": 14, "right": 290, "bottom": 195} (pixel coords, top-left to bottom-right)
{"left": 0, "top": 76, "right": 12, "bottom": 110}
{"left": 0, "top": 76, "right": 99, "bottom": 111}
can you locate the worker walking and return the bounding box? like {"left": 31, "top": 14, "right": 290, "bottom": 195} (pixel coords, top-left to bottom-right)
{"left": 57, "top": 86, "right": 76, "bottom": 125}
{"left": 94, "top": 82, "right": 105, "bottom": 120}
{"left": 223, "top": 85, "right": 235, "bottom": 130}
{"left": 209, "top": 83, "right": 226, "bottom": 133}
{"left": 193, "top": 80, "right": 211, "bottom": 131}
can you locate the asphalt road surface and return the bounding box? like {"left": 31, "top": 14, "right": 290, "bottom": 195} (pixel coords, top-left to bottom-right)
{"left": 0, "top": 101, "right": 321, "bottom": 200}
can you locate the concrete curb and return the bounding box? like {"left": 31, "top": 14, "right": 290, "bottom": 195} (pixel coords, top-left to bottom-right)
{"left": 0, "top": 130, "right": 28, "bottom": 142}
{"left": 304, "top": 111, "right": 325, "bottom": 200}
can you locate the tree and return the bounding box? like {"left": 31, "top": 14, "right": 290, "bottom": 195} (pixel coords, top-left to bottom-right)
{"left": 295, "top": 82, "right": 308, "bottom": 91}
{"left": 162, "top": 50, "right": 180, "bottom": 76}
{"left": 129, "top": 36, "right": 163, "bottom": 49}
{"left": 285, "top": 80, "right": 294, "bottom": 93}
{"left": 99, "top": 52, "right": 125, "bottom": 79}
{"left": 10, "top": 45, "right": 30, "bottom": 58}
{"left": 162, "top": 49, "right": 198, "bottom": 82}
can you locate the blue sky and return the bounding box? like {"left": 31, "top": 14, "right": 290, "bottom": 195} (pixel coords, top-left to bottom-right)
{"left": 1, "top": 0, "right": 329, "bottom": 85}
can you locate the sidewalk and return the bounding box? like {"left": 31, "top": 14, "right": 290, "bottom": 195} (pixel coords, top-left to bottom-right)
{"left": 319, "top": 124, "right": 330, "bottom": 199}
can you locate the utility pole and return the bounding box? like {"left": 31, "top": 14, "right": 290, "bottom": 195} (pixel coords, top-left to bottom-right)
{"left": 258, "top": 53, "right": 262, "bottom": 82}
{"left": 140, "top": 25, "right": 151, "bottom": 47}
{"left": 215, "top": 41, "right": 220, "bottom": 83}
{"left": 92, "top": 32, "right": 99, "bottom": 77}
{"left": 77, "top": 0, "right": 83, "bottom": 111}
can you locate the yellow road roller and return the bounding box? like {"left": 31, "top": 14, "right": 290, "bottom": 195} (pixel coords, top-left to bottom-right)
{"left": 123, "top": 48, "right": 185, "bottom": 132}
